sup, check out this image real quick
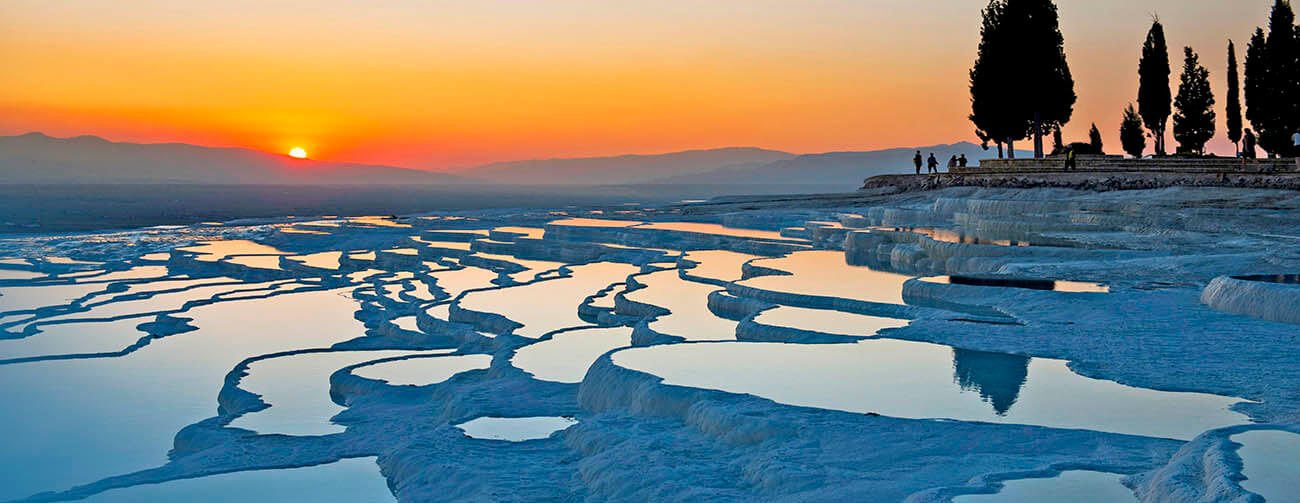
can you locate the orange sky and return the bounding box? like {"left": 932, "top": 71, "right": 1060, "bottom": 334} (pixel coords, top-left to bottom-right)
{"left": 0, "top": 1, "right": 1277, "bottom": 170}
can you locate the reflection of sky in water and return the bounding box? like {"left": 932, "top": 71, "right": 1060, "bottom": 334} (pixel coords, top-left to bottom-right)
{"left": 289, "top": 251, "right": 343, "bottom": 270}
{"left": 547, "top": 218, "right": 643, "bottom": 228}
{"left": 0, "top": 289, "right": 367, "bottom": 501}
{"left": 471, "top": 252, "right": 567, "bottom": 282}
{"left": 456, "top": 416, "right": 578, "bottom": 441}
{"left": 1233, "top": 430, "right": 1300, "bottom": 503}
{"left": 638, "top": 221, "right": 795, "bottom": 241}
{"left": 623, "top": 269, "right": 736, "bottom": 341}
{"left": 228, "top": 350, "right": 426, "bottom": 436}
{"left": 752, "top": 306, "right": 908, "bottom": 337}
{"left": 921, "top": 275, "right": 1109, "bottom": 293}
{"left": 457, "top": 262, "right": 637, "bottom": 338}
{"left": 81, "top": 457, "right": 394, "bottom": 503}
{"left": 952, "top": 470, "right": 1135, "bottom": 502}
{"left": 0, "top": 318, "right": 150, "bottom": 360}
{"left": 0, "top": 282, "right": 111, "bottom": 313}
{"left": 226, "top": 254, "right": 284, "bottom": 270}
{"left": 680, "top": 250, "right": 760, "bottom": 283}
{"left": 491, "top": 226, "right": 546, "bottom": 239}
{"left": 353, "top": 353, "right": 487, "bottom": 386}
{"left": 512, "top": 327, "right": 632, "bottom": 383}
{"left": 740, "top": 250, "right": 911, "bottom": 305}
{"left": 427, "top": 267, "right": 500, "bottom": 299}
{"left": 176, "top": 240, "right": 287, "bottom": 262}
{"left": 613, "top": 339, "right": 1247, "bottom": 440}
{"left": 0, "top": 269, "right": 44, "bottom": 281}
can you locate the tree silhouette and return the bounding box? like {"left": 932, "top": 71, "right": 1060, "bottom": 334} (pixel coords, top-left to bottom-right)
{"left": 1121, "top": 104, "right": 1146, "bottom": 158}
{"left": 1173, "top": 47, "right": 1216, "bottom": 154}
{"left": 970, "top": 0, "right": 1021, "bottom": 158}
{"left": 1246, "top": 0, "right": 1300, "bottom": 157}
{"left": 1089, "top": 123, "right": 1104, "bottom": 154}
{"left": 970, "top": 0, "right": 1075, "bottom": 159}
{"left": 1226, "top": 40, "right": 1243, "bottom": 155}
{"left": 1138, "top": 19, "right": 1172, "bottom": 156}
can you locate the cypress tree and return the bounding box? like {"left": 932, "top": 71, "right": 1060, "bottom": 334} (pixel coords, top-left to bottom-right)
{"left": 1245, "top": 28, "right": 1268, "bottom": 154}
{"left": 1226, "top": 40, "right": 1243, "bottom": 154}
{"left": 1089, "top": 123, "right": 1104, "bottom": 154}
{"left": 1138, "top": 19, "right": 1172, "bottom": 156}
{"left": 969, "top": 0, "right": 1022, "bottom": 158}
{"left": 1003, "top": 0, "right": 1075, "bottom": 158}
{"left": 969, "top": 0, "right": 1074, "bottom": 159}
{"left": 1120, "top": 104, "right": 1146, "bottom": 158}
{"left": 1173, "top": 47, "right": 1216, "bottom": 154}
{"left": 1262, "top": 0, "right": 1299, "bottom": 156}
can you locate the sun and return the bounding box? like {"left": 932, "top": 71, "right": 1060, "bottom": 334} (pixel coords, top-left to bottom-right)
{"left": 288, "top": 147, "right": 307, "bottom": 159}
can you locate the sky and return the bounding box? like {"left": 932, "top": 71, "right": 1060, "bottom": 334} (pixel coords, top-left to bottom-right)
{"left": 0, "top": 0, "right": 1279, "bottom": 170}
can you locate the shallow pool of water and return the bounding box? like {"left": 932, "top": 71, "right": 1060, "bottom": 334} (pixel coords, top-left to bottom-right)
{"left": 352, "top": 353, "right": 488, "bottom": 386}
{"left": 953, "top": 470, "right": 1136, "bottom": 502}
{"left": 623, "top": 269, "right": 736, "bottom": 341}
{"left": 921, "top": 275, "right": 1109, "bottom": 293}
{"left": 751, "top": 306, "right": 909, "bottom": 337}
{"left": 456, "top": 262, "right": 637, "bottom": 338}
{"left": 1233, "top": 429, "right": 1300, "bottom": 503}
{"left": 82, "top": 457, "right": 394, "bottom": 503}
{"left": 511, "top": 327, "right": 632, "bottom": 383}
{"left": 611, "top": 340, "right": 1247, "bottom": 440}
{"left": 228, "top": 349, "right": 426, "bottom": 436}
{"left": 176, "top": 240, "right": 287, "bottom": 262}
{"left": 455, "top": 416, "right": 578, "bottom": 441}
{"left": 739, "top": 250, "right": 911, "bottom": 305}
{"left": 680, "top": 250, "right": 761, "bottom": 283}
{"left": 0, "top": 289, "right": 369, "bottom": 500}
{"left": 639, "top": 221, "right": 798, "bottom": 242}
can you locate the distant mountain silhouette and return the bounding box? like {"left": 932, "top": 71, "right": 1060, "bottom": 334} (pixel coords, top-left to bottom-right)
{"left": 0, "top": 133, "right": 464, "bottom": 185}
{"left": 456, "top": 147, "right": 796, "bottom": 185}
{"left": 642, "top": 142, "right": 1032, "bottom": 186}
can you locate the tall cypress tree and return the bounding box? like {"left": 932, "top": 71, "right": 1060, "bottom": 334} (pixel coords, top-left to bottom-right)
{"left": 1089, "top": 123, "right": 1104, "bottom": 154}
{"left": 1262, "top": 0, "right": 1299, "bottom": 156}
{"left": 970, "top": 0, "right": 1020, "bottom": 159}
{"left": 1003, "top": 0, "right": 1075, "bottom": 158}
{"left": 1245, "top": 28, "right": 1268, "bottom": 153}
{"left": 1226, "top": 40, "right": 1243, "bottom": 154}
{"left": 1121, "top": 104, "right": 1146, "bottom": 158}
{"left": 1173, "top": 47, "right": 1216, "bottom": 154}
{"left": 969, "top": 0, "right": 1074, "bottom": 159}
{"left": 1138, "top": 19, "right": 1172, "bottom": 156}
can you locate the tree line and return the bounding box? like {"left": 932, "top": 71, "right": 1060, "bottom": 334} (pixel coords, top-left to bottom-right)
{"left": 971, "top": 0, "right": 1300, "bottom": 159}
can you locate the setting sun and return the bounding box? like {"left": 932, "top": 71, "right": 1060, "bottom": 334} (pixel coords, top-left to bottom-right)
{"left": 288, "top": 147, "right": 307, "bottom": 159}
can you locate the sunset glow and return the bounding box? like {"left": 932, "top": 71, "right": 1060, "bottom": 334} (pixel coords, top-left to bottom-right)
{"left": 289, "top": 148, "right": 307, "bottom": 159}
{"left": 0, "top": 1, "right": 1275, "bottom": 169}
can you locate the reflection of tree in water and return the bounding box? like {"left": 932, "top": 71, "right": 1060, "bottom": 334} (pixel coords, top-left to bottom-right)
{"left": 952, "top": 348, "right": 1030, "bottom": 416}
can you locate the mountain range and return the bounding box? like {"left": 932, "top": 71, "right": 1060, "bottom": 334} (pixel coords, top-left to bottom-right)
{"left": 0, "top": 133, "right": 461, "bottom": 185}
{"left": 1, "top": 132, "right": 1015, "bottom": 187}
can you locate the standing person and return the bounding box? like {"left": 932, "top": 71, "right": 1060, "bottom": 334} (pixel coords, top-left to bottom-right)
{"left": 913, "top": 151, "right": 923, "bottom": 175}
{"left": 1064, "top": 145, "right": 1076, "bottom": 171}
{"left": 927, "top": 153, "right": 939, "bottom": 174}
{"left": 947, "top": 155, "right": 958, "bottom": 170}
{"left": 958, "top": 154, "right": 968, "bottom": 167}
{"left": 1293, "top": 128, "right": 1300, "bottom": 171}
{"left": 1242, "top": 128, "right": 1257, "bottom": 171}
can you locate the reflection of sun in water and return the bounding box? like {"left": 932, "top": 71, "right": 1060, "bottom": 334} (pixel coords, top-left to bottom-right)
{"left": 289, "top": 147, "right": 307, "bottom": 159}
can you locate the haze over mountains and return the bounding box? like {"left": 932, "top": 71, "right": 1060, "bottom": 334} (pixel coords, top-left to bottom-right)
{"left": 1, "top": 132, "right": 1011, "bottom": 187}
{"left": 0, "top": 133, "right": 461, "bottom": 185}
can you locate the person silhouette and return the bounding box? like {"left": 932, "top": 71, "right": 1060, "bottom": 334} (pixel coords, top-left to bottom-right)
{"left": 958, "top": 154, "right": 968, "bottom": 167}
{"left": 1242, "top": 128, "right": 1257, "bottom": 172}
{"left": 947, "top": 155, "right": 958, "bottom": 170}
{"left": 927, "top": 153, "right": 939, "bottom": 174}
{"left": 913, "top": 151, "right": 923, "bottom": 175}
{"left": 1293, "top": 128, "right": 1300, "bottom": 171}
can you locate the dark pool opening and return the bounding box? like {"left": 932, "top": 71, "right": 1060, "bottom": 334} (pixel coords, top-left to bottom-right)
{"left": 1233, "top": 274, "right": 1300, "bottom": 285}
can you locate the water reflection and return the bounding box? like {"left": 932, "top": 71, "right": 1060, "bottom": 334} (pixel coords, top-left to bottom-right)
{"left": 952, "top": 348, "right": 1030, "bottom": 416}
{"left": 1232, "top": 430, "right": 1300, "bottom": 503}
{"left": 740, "top": 250, "right": 911, "bottom": 305}
{"left": 612, "top": 340, "right": 1247, "bottom": 440}
{"left": 455, "top": 416, "right": 578, "bottom": 441}
{"left": 922, "top": 275, "right": 1110, "bottom": 293}
{"left": 953, "top": 470, "right": 1136, "bottom": 503}
{"left": 1233, "top": 274, "right": 1300, "bottom": 285}
{"left": 82, "top": 458, "right": 394, "bottom": 503}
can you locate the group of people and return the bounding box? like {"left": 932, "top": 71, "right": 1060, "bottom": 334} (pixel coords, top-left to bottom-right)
{"left": 913, "top": 151, "right": 967, "bottom": 175}
{"left": 1240, "top": 128, "right": 1300, "bottom": 172}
